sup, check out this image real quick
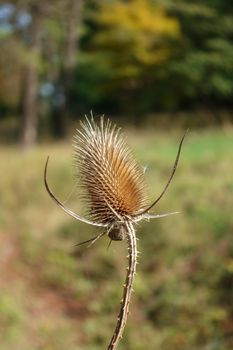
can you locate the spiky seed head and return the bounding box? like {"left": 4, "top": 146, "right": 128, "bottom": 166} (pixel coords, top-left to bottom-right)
{"left": 73, "top": 117, "right": 148, "bottom": 224}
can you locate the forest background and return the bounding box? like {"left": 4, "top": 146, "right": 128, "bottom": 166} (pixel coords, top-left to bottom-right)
{"left": 0, "top": 1, "right": 232, "bottom": 349}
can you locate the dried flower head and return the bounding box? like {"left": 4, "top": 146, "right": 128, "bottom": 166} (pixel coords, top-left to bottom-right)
{"left": 73, "top": 118, "right": 148, "bottom": 224}
{"left": 44, "top": 115, "right": 187, "bottom": 350}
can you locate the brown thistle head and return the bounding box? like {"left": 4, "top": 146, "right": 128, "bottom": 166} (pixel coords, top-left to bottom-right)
{"left": 73, "top": 117, "right": 148, "bottom": 225}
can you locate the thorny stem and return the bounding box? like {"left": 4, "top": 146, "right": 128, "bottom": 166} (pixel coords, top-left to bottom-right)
{"left": 108, "top": 221, "right": 137, "bottom": 350}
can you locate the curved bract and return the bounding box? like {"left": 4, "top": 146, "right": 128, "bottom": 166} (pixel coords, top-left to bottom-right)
{"left": 44, "top": 156, "right": 107, "bottom": 227}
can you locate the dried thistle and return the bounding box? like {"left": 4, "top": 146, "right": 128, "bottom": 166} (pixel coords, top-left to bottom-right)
{"left": 44, "top": 116, "right": 187, "bottom": 350}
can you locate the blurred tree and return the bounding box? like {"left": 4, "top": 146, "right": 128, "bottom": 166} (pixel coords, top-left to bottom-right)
{"left": 50, "top": 0, "right": 84, "bottom": 138}
{"left": 93, "top": 0, "right": 179, "bottom": 72}
{"left": 164, "top": 0, "right": 233, "bottom": 112}
{"left": 0, "top": 0, "right": 85, "bottom": 146}
{"left": 20, "top": 2, "right": 42, "bottom": 148}
{"left": 0, "top": 37, "right": 26, "bottom": 109}
{"left": 1, "top": 0, "right": 233, "bottom": 140}
{"left": 76, "top": 0, "right": 180, "bottom": 116}
{"left": 19, "top": 0, "right": 85, "bottom": 145}
{"left": 75, "top": 0, "right": 233, "bottom": 119}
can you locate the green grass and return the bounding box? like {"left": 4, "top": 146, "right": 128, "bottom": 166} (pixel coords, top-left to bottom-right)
{"left": 0, "top": 127, "right": 232, "bottom": 349}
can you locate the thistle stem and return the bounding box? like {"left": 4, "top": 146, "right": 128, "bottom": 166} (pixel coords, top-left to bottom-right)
{"left": 108, "top": 221, "right": 137, "bottom": 350}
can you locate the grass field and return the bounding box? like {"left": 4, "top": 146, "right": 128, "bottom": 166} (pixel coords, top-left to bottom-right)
{"left": 0, "top": 127, "right": 232, "bottom": 350}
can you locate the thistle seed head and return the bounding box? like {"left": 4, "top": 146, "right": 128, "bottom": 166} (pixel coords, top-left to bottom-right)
{"left": 73, "top": 116, "right": 148, "bottom": 224}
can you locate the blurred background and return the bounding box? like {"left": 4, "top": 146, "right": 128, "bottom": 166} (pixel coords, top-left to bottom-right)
{"left": 0, "top": 0, "right": 232, "bottom": 349}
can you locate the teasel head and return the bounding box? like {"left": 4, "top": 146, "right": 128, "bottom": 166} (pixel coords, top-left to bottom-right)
{"left": 44, "top": 115, "right": 187, "bottom": 349}
{"left": 73, "top": 117, "right": 149, "bottom": 225}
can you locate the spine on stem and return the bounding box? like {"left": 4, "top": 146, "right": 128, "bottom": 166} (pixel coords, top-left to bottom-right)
{"left": 108, "top": 221, "right": 138, "bottom": 350}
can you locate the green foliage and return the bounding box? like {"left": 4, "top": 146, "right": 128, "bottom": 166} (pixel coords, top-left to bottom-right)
{"left": 76, "top": 0, "right": 180, "bottom": 113}
{"left": 92, "top": 0, "right": 180, "bottom": 72}
{"left": 166, "top": 0, "right": 233, "bottom": 104}
{"left": 0, "top": 0, "right": 233, "bottom": 122}
{"left": 0, "top": 128, "right": 232, "bottom": 349}
{"left": 73, "top": 0, "right": 233, "bottom": 114}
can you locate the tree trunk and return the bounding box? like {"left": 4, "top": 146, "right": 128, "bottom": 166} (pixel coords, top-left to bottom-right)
{"left": 20, "top": 5, "right": 41, "bottom": 149}
{"left": 51, "top": 0, "right": 83, "bottom": 138}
